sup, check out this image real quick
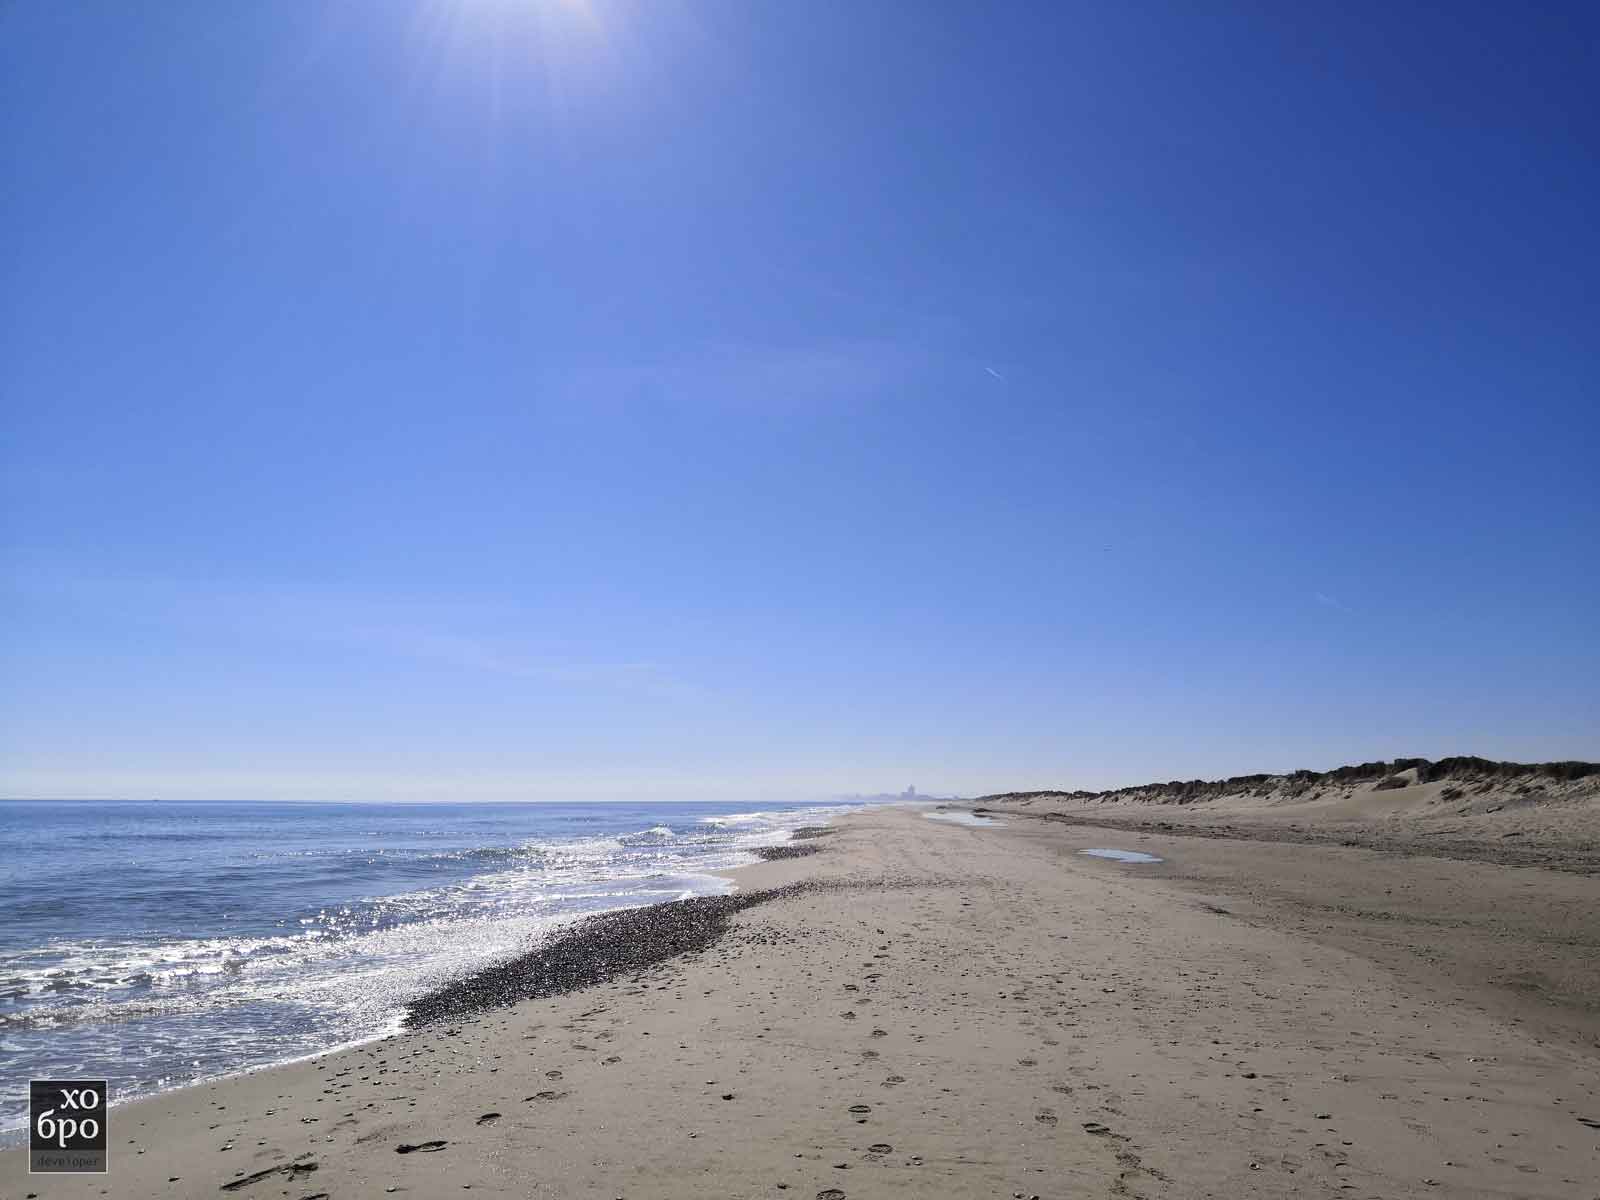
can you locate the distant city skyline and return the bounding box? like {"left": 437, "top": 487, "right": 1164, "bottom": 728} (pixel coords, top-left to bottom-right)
{"left": 3, "top": 1, "right": 1596, "bottom": 803}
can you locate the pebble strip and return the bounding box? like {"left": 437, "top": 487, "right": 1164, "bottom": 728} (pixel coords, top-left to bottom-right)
{"left": 407, "top": 880, "right": 838, "bottom": 1027}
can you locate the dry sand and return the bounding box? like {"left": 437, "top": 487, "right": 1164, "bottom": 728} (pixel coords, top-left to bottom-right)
{"left": 5, "top": 805, "right": 1599, "bottom": 1198}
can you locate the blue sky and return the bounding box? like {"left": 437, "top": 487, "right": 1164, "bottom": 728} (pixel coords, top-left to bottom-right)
{"left": 3, "top": 1, "right": 1596, "bottom": 801}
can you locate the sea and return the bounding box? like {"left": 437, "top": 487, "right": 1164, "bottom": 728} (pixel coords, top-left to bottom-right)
{"left": 0, "top": 797, "right": 862, "bottom": 1134}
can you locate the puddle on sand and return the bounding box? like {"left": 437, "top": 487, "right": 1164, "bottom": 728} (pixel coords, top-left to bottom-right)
{"left": 1080, "top": 848, "right": 1162, "bottom": 864}
{"left": 923, "top": 810, "right": 1006, "bottom": 827}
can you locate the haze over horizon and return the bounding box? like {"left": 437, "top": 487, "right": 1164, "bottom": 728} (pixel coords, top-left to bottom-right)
{"left": 3, "top": 1, "right": 1596, "bottom": 804}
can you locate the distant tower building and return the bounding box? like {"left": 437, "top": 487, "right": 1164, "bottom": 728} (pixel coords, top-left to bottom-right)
{"left": 903, "top": 784, "right": 917, "bottom": 798}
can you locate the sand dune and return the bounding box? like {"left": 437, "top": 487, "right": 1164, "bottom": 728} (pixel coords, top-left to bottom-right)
{"left": 982, "top": 757, "right": 1600, "bottom": 874}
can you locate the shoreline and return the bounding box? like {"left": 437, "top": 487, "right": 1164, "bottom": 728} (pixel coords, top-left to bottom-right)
{"left": 6, "top": 806, "right": 1598, "bottom": 1197}
{"left": 405, "top": 880, "right": 830, "bottom": 1028}
{"left": 396, "top": 815, "right": 863, "bottom": 1026}
{"left": 0, "top": 811, "right": 854, "bottom": 1147}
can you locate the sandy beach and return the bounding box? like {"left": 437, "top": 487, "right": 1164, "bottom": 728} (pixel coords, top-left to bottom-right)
{"left": 6, "top": 804, "right": 1599, "bottom": 1199}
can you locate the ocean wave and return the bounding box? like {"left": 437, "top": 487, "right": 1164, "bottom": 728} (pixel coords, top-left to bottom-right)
{"left": 699, "top": 811, "right": 769, "bottom": 827}
{"left": 0, "top": 799, "right": 865, "bottom": 1135}
{"left": 617, "top": 825, "right": 678, "bottom": 845}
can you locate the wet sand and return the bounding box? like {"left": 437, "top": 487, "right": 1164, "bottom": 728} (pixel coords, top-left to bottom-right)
{"left": 5, "top": 806, "right": 1598, "bottom": 1198}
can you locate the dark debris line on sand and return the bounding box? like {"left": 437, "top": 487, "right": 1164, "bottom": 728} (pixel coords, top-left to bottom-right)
{"left": 406, "top": 874, "right": 951, "bottom": 1027}
{"left": 789, "top": 826, "right": 838, "bottom": 840}
{"left": 407, "top": 880, "right": 833, "bottom": 1027}
{"left": 753, "top": 844, "right": 822, "bottom": 861}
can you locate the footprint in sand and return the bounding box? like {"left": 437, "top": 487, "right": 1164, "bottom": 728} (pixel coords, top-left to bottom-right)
{"left": 544, "top": 1071, "right": 563, "bottom": 1080}
{"left": 816, "top": 1191, "right": 846, "bottom": 1200}
{"left": 870, "top": 1029, "right": 887, "bottom": 1038}
{"left": 527, "top": 1091, "right": 568, "bottom": 1102}
{"left": 1035, "top": 1109, "right": 1058, "bottom": 1127}
{"left": 866, "top": 1143, "right": 893, "bottom": 1155}
{"left": 395, "top": 1140, "right": 447, "bottom": 1154}
{"left": 476, "top": 1113, "right": 501, "bottom": 1126}
{"left": 882, "top": 1076, "right": 905, "bottom": 1087}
